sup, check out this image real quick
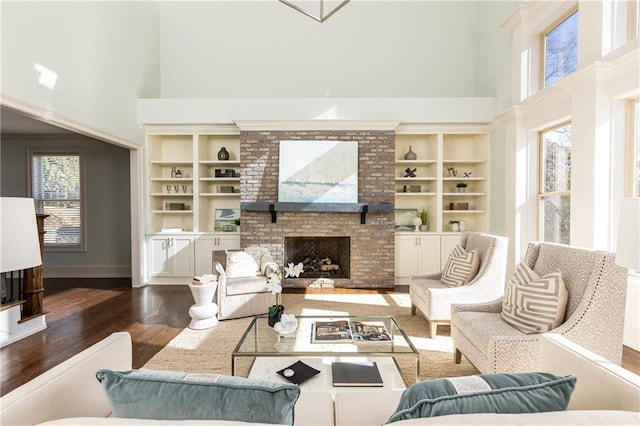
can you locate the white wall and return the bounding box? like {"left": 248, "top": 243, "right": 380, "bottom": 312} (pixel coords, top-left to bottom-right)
{"left": 158, "top": 1, "right": 513, "bottom": 99}
{"left": 1, "top": 2, "right": 160, "bottom": 146}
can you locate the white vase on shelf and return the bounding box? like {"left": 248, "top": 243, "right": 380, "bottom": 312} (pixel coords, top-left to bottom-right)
{"left": 459, "top": 220, "right": 466, "bottom": 232}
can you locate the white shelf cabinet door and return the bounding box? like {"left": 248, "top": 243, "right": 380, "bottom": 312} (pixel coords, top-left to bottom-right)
{"left": 194, "top": 234, "right": 240, "bottom": 276}
{"left": 148, "top": 234, "right": 195, "bottom": 278}
{"left": 395, "top": 234, "right": 441, "bottom": 284}
{"left": 440, "top": 235, "right": 461, "bottom": 269}
{"left": 416, "top": 235, "right": 441, "bottom": 276}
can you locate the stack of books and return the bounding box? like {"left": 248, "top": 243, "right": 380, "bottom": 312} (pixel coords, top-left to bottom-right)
{"left": 218, "top": 185, "right": 234, "bottom": 193}
{"left": 192, "top": 274, "right": 217, "bottom": 286}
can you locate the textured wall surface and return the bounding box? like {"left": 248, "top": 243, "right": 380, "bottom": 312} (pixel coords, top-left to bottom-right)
{"left": 241, "top": 130, "right": 395, "bottom": 288}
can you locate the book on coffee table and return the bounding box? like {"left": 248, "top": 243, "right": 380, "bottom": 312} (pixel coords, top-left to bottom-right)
{"left": 350, "top": 320, "right": 391, "bottom": 342}
{"left": 312, "top": 320, "right": 353, "bottom": 343}
{"left": 331, "top": 361, "right": 383, "bottom": 387}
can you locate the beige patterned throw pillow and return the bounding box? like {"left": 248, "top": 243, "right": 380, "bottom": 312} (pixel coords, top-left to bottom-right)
{"left": 440, "top": 245, "right": 480, "bottom": 287}
{"left": 501, "top": 263, "right": 568, "bottom": 334}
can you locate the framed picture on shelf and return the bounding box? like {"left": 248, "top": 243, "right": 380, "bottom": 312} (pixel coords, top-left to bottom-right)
{"left": 214, "top": 209, "right": 240, "bottom": 232}
{"left": 394, "top": 209, "right": 418, "bottom": 231}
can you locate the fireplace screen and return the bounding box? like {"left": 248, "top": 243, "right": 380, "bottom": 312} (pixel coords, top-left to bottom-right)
{"left": 283, "top": 236, "right": 350, "bottom": 279}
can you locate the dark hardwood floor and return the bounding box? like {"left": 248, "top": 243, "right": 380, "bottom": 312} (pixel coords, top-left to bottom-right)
{"left": 1, "top": 278, "right": 639, "bottom": 396}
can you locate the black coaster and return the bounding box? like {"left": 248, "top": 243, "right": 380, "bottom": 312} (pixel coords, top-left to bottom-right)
{"left": 276, "top": 360, "right": 321, "bottom": 385}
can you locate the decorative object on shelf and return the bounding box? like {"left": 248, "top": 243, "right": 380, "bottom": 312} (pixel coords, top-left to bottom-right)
{"left": 166, "top": 202, "right": 186, "bottom": 210}
{"left": 404, "top": 167, "right": 417, "bottom": 178}
{"left": 215, "top": 169, "right": 236, "bottom": 178}
{"left": 218, "top": 185, "right": 235, "bottom": 193}
{"left": 404, "top": 145, "right": 417, "bottom": 160}
{"left": 171, "top": 167, "right": 177, "bottom": 178}
{"left": 166, "top": 184, "right": 171, "bottom": 193}
{"left": 174, "top": 169, "right": 183, "bottom": 178}
{"left": 214, "top": 209, "right": 240, "bottom": 232}
{"left": 449, "top": 220, "right": 460, "bottom": 232}
{"left": 412, "top": 216, "right": 422, "bottom": 232}
{"left": 449, "top": 202, "right": 469, "bottom": 210}
{"left": 284, "top": 262, "right": 304, "bottom": 278}
{"left": 174, "top": 185, "right": 180, "bottom": 193}
{"left": 266, "top": 268, "right": 284, "bottom": 327}
{"left": 217, "top": 147, "right": 230, "bottom": 161}
{"left": 395, "top": 208, "right": 418, "bottom": 231}
{"left": 447, "top": 167, "right": 458, "bottom": 177}
{"left": 402, "top": 184, "right": 421, "bottom": 193}
{"left": 464, "top": 171, "right": 472, "bottom": 178}
{"left": 279, "top": 0, "right": 350, "bottom": 24}
{"left": 182, "top": 185, "right": 188, "bottom": 193}
{"left": 419, "top": 206, "right": 431, "bottom": 231}
{"left": 459, "top": 219, "right": 467, "bottom": 232}
{"left": 456, "top": 182, "right": 468, "bottom": 193}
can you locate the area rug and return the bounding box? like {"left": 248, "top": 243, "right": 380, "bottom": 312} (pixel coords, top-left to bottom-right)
{"left": 143, "top": 293, "right": 479, "bottom": 385}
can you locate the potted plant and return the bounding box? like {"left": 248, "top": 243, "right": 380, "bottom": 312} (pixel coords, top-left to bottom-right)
{"left": 266, "top": 268, "right": 284, "bottom": 327}
{"left": 419, "top": 206, "right": 431, "bottom": 232}
{"left": 447, "top": 166, "right": 457, "bottom": 177}
{"left": 456, "top": 182, "right": 468, "bottom": 193}
{"left": 448, "top": 220, "right": 460, "bottom": 232}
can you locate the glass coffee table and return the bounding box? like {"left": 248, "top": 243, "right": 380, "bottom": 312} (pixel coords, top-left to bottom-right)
{"left": 232, "top": 315, "right": 419, "bottom": 392}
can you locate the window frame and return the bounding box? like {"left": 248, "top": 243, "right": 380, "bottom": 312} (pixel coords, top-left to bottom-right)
{"left": 541, "top": 8, "right": 579, "bottom": 89}
{"left": 27, "top": 147, "right": 87, "bottom": 252}
{"left": 626, "top": 98, "right": 640, "bottom": 197}
{"left": 537, "top": 121, "right": 572, "bottom": 244}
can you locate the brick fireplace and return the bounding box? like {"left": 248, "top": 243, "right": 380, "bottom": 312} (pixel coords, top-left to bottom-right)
{"left": 239, "top": 130, "right": 396, "bottom": 288}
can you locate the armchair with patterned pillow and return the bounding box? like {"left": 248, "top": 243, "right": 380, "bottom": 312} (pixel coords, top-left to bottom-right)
{"left": 410, "top": 232, "right": 509, "bottom": 338}
{"left": 213, "top": 246, "right": 278, "bottom": 320}
{"left": 451, "top": 241, "right": 628, "bottom": 373}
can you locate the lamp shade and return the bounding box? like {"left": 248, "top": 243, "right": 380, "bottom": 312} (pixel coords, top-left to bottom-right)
{"left": 0, "top": 197, "right": 42, "bottom": 272}
{"left": 615, "top": 197, "right": 640, "bottom": 270}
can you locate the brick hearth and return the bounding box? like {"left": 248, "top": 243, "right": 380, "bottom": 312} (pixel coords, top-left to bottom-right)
{"left": 240, "top": 130, "right": 395, "bottom": 288}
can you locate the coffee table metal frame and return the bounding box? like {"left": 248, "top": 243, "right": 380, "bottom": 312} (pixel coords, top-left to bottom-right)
{"left": 231, "top": 315, "right": 420, "bottom": 382}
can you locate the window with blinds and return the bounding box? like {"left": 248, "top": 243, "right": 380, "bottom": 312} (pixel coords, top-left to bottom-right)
{"left": 29, "top": 149, "right": 84, "bottom": 250}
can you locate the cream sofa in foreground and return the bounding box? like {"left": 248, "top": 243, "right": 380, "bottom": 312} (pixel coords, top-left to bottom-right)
{"left": 1, "top": 332, "right": 638, "bottom": 426}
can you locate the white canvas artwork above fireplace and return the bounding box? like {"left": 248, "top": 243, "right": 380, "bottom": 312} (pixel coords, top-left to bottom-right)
{"left": 278, "top": 140, "right": 358, "bottom": 203}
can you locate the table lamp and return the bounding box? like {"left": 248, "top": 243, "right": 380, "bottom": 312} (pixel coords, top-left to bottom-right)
{"left": 0, "top": 197, "right": 42, "bottom": 273}
{"left": 615, "top": 197, "right": 640, "bottom": 271}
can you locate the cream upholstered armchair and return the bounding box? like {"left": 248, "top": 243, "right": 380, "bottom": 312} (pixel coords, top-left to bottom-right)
{"left": 410, "top": 232, "right": 509, "bottom": 338}
{"left": 213, "top": 246, "right": 278, "bottom": 320}
{"left": 451, "top": 241, "right": 628, "bottom": 374}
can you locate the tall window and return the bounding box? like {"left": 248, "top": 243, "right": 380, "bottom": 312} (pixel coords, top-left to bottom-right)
{"left": 544, "top": 10, "right": 579, "bottom": 87}
{"left": 539, "top": 124, "right": 572, "bottom": 244}
{"left": 29, "top": 149, "right": 84, "bottom": 250}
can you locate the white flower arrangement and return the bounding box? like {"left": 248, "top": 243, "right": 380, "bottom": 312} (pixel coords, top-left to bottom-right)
{"left": 266, "top": 270, "right": 282, "bottom": 294}
{"left": 284, "top": 262, "right": 304, "bottom": 278}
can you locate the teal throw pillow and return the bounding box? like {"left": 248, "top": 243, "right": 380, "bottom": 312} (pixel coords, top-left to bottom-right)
{"left": 96, "top": 369, "right": 300, "bottom": 425}
{"left": 387, "top": 372, "right": 576, "bottom": 423}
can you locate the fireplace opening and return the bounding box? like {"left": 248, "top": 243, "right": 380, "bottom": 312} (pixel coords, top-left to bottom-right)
{"left": 284, "top": 237, "right": 350, "bottom": 279}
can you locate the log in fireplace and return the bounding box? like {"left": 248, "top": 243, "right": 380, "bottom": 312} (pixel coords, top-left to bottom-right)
{"left": 283, "top": 236, "right": 350, "bottom": 279}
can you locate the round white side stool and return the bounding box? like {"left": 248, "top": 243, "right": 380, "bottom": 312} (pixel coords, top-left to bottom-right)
{"left": 188, "top": 282, "right": 219, "bottom": 329}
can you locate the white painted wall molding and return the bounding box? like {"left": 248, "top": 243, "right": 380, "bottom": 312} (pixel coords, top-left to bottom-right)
{"left": 137, "top": 98, "right": 497, "bottom": 126}
{"left": 234, "top": 119, "right": 400, "bottom": 132}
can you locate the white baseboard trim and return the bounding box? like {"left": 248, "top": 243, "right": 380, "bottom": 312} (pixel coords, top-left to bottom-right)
{"left": 43, "top": 265, "right": 132, "bottom": 279}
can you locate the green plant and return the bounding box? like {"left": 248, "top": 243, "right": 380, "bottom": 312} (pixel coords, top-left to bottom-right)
{"left": 448, "top": 220, "right": 460, "bottom": 224}
{"left": 456, "top": 182, "right": 468, "bottom": 188}
{"left": 234, "top": 218, "right": 240, "bottom": 226}
{"left": 419, "top": 206, "right": 432, "bottom": 225}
